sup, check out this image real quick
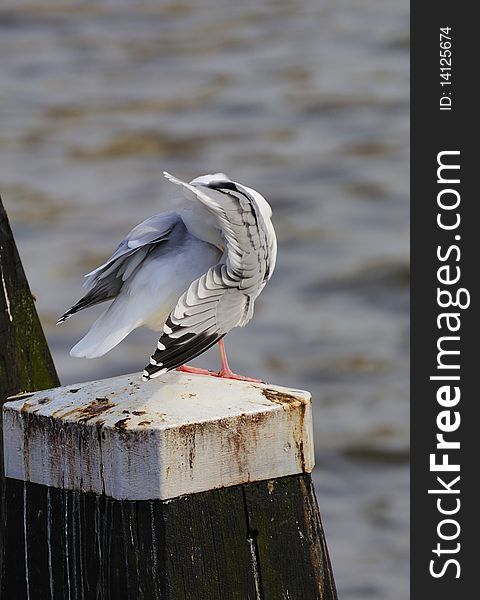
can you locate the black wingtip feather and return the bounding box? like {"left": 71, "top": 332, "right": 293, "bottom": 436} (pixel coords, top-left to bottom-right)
{"left": 143, "top": 327, "right": 225, "bottom": 379}
{"left": 57, "top": 311, "right": 74, "bottom": 325}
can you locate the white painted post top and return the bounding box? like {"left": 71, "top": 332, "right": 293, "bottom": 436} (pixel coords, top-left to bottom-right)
{"left": 3, "top": 372, "right": 314, "bottom": 501}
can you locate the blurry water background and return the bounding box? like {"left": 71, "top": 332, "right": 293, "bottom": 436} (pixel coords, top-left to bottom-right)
{"left": 0, "top": 1, "right": 409, "bottom": 598}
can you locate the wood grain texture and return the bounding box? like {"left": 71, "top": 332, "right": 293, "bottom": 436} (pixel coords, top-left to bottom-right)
{"left": 0, "top": 196, "right": 60, "bottom": 404}
{"left": 4, "top": 372, "right": 314, "bottom": 500}
{"left": 1, "top": 474, "right": 337, "bottom": 600}
{"left": 0, "top": 197, "right": 60, "bottom": 587}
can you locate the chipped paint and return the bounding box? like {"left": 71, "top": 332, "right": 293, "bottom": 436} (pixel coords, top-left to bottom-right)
{"left": 114, "top": 417, "right": 130, "bottom": 431}
{"left": 37, "top": 397, "right": 52, "bottom": 405}
{"left": 260, "top": 387, "right": 304, "bottom": 407}
{"left": 53, "top": 397, "right": 115, "bottom": 423}
{"left": 3, "top": 371, "right": 314, "bottom": 501}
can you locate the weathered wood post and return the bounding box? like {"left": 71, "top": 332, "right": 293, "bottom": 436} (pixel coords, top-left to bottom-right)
{"left": 0, "top": 197, "right": 60, "bottom": 582}
{"left": 2, "top": 371, "right": 337, "bottom": 599}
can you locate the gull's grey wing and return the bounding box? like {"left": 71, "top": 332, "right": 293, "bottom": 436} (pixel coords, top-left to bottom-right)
{"left": 164, "top": 172, "right": 277, "bottom": 293}
{"left": 58, "top": 211, "right": 181, "bottom": 323}
{"left": 142, "top": 263, "right": 250, "bottom": 379}
{"left": 143, "top": 173, "right": 277, "bottom": 380}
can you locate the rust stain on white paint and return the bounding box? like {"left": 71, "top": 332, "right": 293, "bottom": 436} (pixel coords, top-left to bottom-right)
{"left": 3, "top": 371, "right": 314, "bottom": 501}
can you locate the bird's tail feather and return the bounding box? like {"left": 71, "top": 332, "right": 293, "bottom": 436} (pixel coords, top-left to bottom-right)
{"left": 70, "top": 299, "right": 139, "bottom": 358}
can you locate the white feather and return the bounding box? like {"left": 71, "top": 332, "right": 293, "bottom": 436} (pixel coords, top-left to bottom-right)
{"left": 61, "top": 171, "right": 276, "bottom": 373}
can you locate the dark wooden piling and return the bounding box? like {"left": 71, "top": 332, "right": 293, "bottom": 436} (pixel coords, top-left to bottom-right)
{"left": 2, "top": 372, "right": 337, "bottom": 599}
{"left": 2, "top": 474, "right": 336, "bottom": 600}
{"left": 0, "top": 196, "right": 60, "bottom": 401}
{"left": 0, "top": 197, "right": 60, "bottom": 583}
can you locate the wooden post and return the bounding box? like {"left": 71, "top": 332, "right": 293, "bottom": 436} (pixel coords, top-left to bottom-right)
{"left": 0, "top": 197, "right": 60, "bottom": 582}
{"left": 2, "top": 371, "right": 337, "bottom": 599}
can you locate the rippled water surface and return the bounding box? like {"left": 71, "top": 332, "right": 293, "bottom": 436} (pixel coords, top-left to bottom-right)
{"left": 1, "top": 1, "right": 409, "bottom": 598}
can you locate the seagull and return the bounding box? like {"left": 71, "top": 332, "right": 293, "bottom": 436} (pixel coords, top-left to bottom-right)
{"left": 58, "top": 172, "right": 277, "bottom": 382}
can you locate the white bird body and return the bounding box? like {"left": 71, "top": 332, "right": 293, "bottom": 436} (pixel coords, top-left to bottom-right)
{"left": 59, "top": 172, "right": 277, "bottom": 380}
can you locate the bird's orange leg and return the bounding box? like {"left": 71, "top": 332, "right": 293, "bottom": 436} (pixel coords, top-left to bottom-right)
{"left": 215, "top": 339, "right": 263, "bottom": 382}
{"left": 176, "top": 340, "right": 263, "bottom": 382}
